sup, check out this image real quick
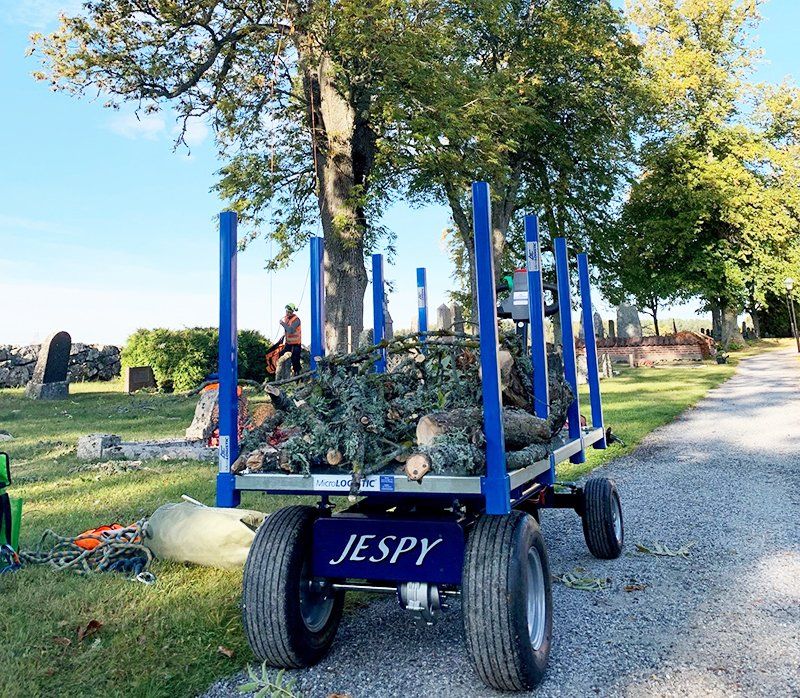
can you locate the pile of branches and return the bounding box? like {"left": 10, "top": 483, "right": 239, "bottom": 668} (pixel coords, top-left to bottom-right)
{"left": 234, "top": 331, "right": 573, "bottom": 493}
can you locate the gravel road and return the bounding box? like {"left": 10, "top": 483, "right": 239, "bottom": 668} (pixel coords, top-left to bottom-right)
{"left": 205, "top": 348, "right": 800, "bottom": 698}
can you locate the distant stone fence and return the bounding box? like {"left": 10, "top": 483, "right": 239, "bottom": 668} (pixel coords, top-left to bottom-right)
{"left": 577, "top": 331, "right": 716, "bottom": 365}
{"left": 0, "top": 344, "right": 121, "bottom": 388}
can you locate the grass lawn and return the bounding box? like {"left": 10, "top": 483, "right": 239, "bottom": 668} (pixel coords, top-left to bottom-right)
{"left": 0, "top": 338, "right": 788, "bottom": 697}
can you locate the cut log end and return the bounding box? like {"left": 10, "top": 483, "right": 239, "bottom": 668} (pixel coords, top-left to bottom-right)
{"left": 404, "top": 453, "right": 431, "bottom": 481}
{"left": 326, "top": 448, "right": 344, "bottom": 466}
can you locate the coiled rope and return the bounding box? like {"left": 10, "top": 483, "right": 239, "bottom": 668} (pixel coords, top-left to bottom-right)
{"left": 18, "top": 519, "right": 155, "bottom": 583}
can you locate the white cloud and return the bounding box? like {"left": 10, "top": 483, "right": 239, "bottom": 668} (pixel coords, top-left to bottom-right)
{"left": 107, "top": 112, "right": 166, "bottom": 140}
{"left": 173, "top": 117, "right": 210, "bottom": 149}
{"left": 2, "top": 0, "right": 84, "bottom": 28}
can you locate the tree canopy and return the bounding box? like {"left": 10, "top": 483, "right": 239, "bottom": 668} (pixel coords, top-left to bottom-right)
{"left": 31, "top": 0, "right": 450, "bottom": 350}
{"left": 603, "top": 0, "right": 800, "bottom": 343}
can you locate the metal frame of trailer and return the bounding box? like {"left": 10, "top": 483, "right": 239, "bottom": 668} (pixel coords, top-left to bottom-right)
{"left": 215, "top": 182, "right": 624, "bottom": 692}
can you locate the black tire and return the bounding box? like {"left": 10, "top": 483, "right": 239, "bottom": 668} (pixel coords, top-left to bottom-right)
{"left": 242, "top": 505, "right": 344, "bottom": 667}
{"left": 582, "top": 478, "right": 624, "bottom": 559}
{"left": 462, "top": 511, "right": 553, "bottom": 691}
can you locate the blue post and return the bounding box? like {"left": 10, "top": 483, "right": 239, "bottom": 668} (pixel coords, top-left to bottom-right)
{"left": 416, "top": 267, "right": 428, "bottom": 344}
{"left": 554, "top": 237, "right": 585, "bottom": 464}
{"left": 372, "top": 253, "right": 387, "bottom": 373}
{"left": 472, "top": 182, "right": 510, "bottom": 515}
{"left": 525, "top": 215, "right": 549, "bottom": 421}
{"left": 310, "top": 236, "right": 325, "bottom": 370}
{"left": 525, "top": 215, "right": 554, "bottom": 485}
{"left": 578, "top": 253, "right": 606, "bottom": 448}
{"left": 216, "top": 211, "right": 240, "bottom": 507}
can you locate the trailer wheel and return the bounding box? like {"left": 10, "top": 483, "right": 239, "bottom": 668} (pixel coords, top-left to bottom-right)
{"left": 462, "top": 511, "right": 552, "bottom": 691}
{"left": 582, "top": 478, "right": 624, "bottom": 559}
{"left": 242, "top": 505, "right": 343, "bottom": 668}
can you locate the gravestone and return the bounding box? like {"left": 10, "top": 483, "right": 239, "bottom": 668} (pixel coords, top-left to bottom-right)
{"left": 453, "top": 304, "right": 465, "bottom": 334}
{"left": 593, "top": 311, "right": 605, "bottom": 339}
{"left": 383, "top": 298, "right": 394, "bottom": 340}
{"left": 580, "top": 307, "right": 604, "bottom": 341}
{"left": 616, "top": 303, "right": 642, "bottom": 339}
{"left": 185, "top": 388, "right": 219, "bottom": 441}
{"left": 608, "top": 319, "right": 616, "bottom": 339}
{"left": 437, "top": 303, "right": 453, "bottom": 331}
{"left": 25, "top": 331, "right": 71, "bottom": 400}
{"left": 124, "top": 366, "right": 156, "bottom": 394}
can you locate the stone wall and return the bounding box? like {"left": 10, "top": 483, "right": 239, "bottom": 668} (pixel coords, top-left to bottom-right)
{"left": 0, "top": 343, "right": 121, "bottom": 388}
{"left": 576, "top": 332, "right": 715, "bottom": 366}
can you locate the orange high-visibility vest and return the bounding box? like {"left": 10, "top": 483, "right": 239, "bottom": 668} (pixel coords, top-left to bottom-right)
{"left": 285, "top": 314, "right": 302, "bottom": 344}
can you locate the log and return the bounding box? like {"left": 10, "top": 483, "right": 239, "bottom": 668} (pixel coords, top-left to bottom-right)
{"left": 405, "top": 453, "right": 431, "bottom": 480}
{"left": 404, "top": 441, "right": 551, "bottom": 481}
{"left": 326, "top": 448, "right": 344, "bottom": 466}
{"left": 416, "top": 408, "right": 550, "bottom": 451}
{"left": 505, "top": 443, "right": 550, "bottom": 471}
{"left": 264, "top": 383, "right": 293, "bottom": 413}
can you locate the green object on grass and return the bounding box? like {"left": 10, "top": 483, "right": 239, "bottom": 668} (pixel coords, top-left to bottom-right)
{"left": 2, "top": 497, "right": 22, "bottom": 551}
{"left": 0, "top": 452, "right": 21, "bottom": 550}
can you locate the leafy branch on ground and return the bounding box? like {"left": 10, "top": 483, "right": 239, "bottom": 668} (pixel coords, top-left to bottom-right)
{"left": 238, "top": 665, "right": 301, "bottom": 698}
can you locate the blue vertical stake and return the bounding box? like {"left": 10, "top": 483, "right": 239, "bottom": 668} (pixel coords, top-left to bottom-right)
{"left": 472, "top": 182, "right": 511, "bottom": 515}
{"left": 578, "top": 253, "right": 606, "bottom": 448}
{"left": 310, "top": 236, "right": 325, "bottom": 370}
{"left": 416, "top": 267, "right": 428, "bottom": 344}
{"left": 525, "top": 215, "right": 554, "bottom": 484}
{"left": 525, "top": 216, "right": 549, "bottom": 420}
{"left": 216, "top": 211, "right": 241, "bottom": 507}
{"left": 554, "top": 237, "right": 585, "bottom": 465}
{"left": 372, "top": 254, "right": 387, "bottom": 373}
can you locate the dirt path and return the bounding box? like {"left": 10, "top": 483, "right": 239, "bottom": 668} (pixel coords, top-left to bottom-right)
{"left": 207, "top": 348, "right": 800, "bottom": 697}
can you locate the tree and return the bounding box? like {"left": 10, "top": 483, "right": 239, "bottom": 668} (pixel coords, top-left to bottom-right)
{"left": 31, "top": 1, "right": 447, "bottom": 351}
{"left": 618, "top": 0, "right": 800, "bottom": 346}
{"left": 396, "top": 0, "right": 644, "bottom": 317}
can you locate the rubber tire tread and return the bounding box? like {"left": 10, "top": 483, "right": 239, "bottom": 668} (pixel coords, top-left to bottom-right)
{"left": 462, "top": 511, "right": 552, "bottom": 691}
{"left": 242, "top": 505, "right": 342, "bottom": 668}
{"left": 582, "top": 477, "right": 624, "bottom": 559}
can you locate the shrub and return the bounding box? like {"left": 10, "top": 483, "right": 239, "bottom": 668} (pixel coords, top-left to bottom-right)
{"left": 122, "top": 328, "right": 270, "bottom": 392}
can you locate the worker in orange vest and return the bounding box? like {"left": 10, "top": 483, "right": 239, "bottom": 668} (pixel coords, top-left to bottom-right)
{"left": 279, "top": 303, "right": 303, "bottom": 375}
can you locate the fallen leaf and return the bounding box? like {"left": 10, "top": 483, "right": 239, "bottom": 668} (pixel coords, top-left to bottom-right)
{"left": 328, "top": 693, "right": 352, "bottom": 698}
{"left": 52, "top": 636, "right": 71, "bottom": 647}
{"left": 218, "top": 645, "right": 235, "bottom": 659}
{"left": 624, "top": 583, "right": 647, "bottom": 592}
{"left": 558, "top": 569, "right": 610, "bottom": 591}
{"left": 77, "top": 619, "right": 103, "bottom": 643}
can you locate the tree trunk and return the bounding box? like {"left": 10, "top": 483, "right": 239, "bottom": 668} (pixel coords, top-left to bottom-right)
{"left": 751, "top": 308, "right": 761, "bottom": 339}
{"left": 416, "top": 407, "right": 550, "bottom": 451}
{"left": 720, "top": 306, "right": 744, "bottom": 347}
{"left": 710, "top": 302, "right": 723, "bottom": 342}
{"left": 445, "top": 182, "right": 479, "bottom": 329}
{"left": 443, "top": 174, "right": 519, "bottom": 331}
{"left": 651, "top": 305, "right": 660, "bottom": 337}
{"left": 301, "top": 49, "right": 373, "bottom": 353}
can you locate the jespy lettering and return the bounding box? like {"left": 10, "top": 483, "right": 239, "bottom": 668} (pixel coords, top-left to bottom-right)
{"left": 329, "top": 534, "right": 442, "bottom": 567}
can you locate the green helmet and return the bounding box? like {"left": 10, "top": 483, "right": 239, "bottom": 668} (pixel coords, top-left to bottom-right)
{"left": 285, "top": 303, "right": 298, "bottom": 312}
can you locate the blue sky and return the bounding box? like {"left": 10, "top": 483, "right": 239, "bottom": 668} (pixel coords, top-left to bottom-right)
{"left": 2, "top": 0, "right": 799, "bottom": 346}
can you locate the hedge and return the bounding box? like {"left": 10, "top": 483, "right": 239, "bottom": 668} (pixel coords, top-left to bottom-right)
{"left": 121, "top": 328, "right": 271, "bottom": 392}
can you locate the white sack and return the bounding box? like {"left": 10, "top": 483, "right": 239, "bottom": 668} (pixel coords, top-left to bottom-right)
{"left": 144, "top": 502, "right": 266, "bottom": 569}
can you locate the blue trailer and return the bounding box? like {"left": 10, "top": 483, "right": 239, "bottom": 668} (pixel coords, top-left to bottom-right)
{"left": 215, "top": 182, "right": 623, "bottom": 691}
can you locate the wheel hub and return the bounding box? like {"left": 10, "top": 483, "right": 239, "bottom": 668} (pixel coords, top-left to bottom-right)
{"left": 525, "top": 547, "right": 546, "bottom": 650}
{"left": 299, "top": 564, "right": 335, "bottom": 632}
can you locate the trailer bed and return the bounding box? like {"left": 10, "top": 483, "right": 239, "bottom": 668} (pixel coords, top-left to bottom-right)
{"left": 233, "top": 426, "right": 605, "bottom": 497}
